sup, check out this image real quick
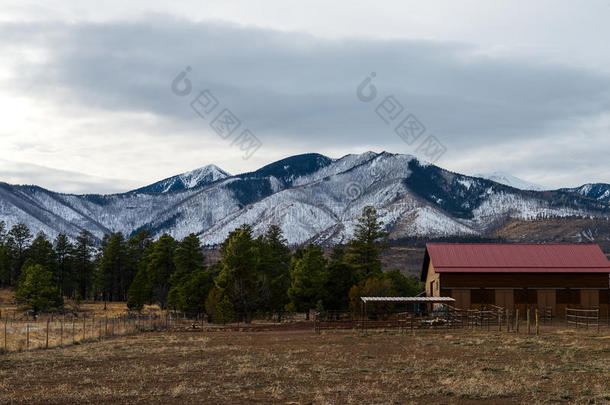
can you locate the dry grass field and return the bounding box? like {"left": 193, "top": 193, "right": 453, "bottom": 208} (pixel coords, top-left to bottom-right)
{"left": 0, "top": 327, "right": 609, "bottom": 404}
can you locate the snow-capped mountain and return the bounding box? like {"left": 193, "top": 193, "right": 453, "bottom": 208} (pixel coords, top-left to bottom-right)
{"left": 0, "top": 152, "right": 608, "bottom": 245}
{"left": 132, "top": 164, "right": 230, "bottom": 194}
{"left": 474, "top": 171, "right": 544, "bottom": 191}
{"left": 560, "top": 183, "right": 610, "bottom": 203}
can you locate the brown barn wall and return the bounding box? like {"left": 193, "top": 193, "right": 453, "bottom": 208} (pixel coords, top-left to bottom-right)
{"left": 439, "top": 273, "right": 608, "bottom": 289}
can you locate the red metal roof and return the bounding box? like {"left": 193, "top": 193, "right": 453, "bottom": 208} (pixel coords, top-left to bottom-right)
{"left": 426, "top": 243, "right": 610, "bottom": 274}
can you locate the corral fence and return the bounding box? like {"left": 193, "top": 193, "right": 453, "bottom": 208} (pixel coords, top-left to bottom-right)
{"left": 566, "top": 307, "right": 601, "bottom": 332}
{"left": 314, "top": 303, "right": 561, "bottom": 336}
{"left": 0, "top": 312, "right": 195, "bottom": 354}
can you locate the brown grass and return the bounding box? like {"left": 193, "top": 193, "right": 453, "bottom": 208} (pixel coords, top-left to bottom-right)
{"left": 0, "top": 327, "right": 609, "bottom": 404}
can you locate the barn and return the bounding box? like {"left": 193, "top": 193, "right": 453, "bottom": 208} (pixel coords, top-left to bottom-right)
{"left": 421, "top": 243, "right": 610, "bottom": 317}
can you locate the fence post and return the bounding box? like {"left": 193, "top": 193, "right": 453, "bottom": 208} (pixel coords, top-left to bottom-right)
{"left": 516, "top": 309, "right": 519, "bottom": 333}
{"left": 26, "top": 323, "right": 30, "bottom": 352}
{"left": 535, "top": 308, "right": 539, "bottom": 336}
{"left": 597, "top": 309, "right": 600, "bottom": 334}
{"left": 72, "top": 318, "right": 75, "bottom": 344}
{"left": 82, "top": 316, "right": 86, "bottom": 341}
{"left": 105, "top": 316, "right": 108, "bottom": 337}
{"left": 498, "top": 311, "right": 501, "bottom": 332}
{"left": 527, "top": 308, "right": 530, "bottom": 335}
{"left": 46, "top": 319, "right": 49, "bottom": 349}
{"left": 60, "top": 315, "right": 64, "bottom": 347}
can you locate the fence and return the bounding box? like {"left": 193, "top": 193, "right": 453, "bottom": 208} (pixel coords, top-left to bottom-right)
{"left": 314, "top": 304, "right": 558, "bottom": 336}
{"left": 566, "top": 308, "right": 600, "bottom": 332}
{"left": 0, "top": 313, "right": 190, "bottom": 354}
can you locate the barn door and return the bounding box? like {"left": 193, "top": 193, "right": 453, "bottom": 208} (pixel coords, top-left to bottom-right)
{"left": 580, "top": 290, "right": 599, "bottom": 308}
{"left": 451, "top": 290, "right": 471, "bottom": 310}
{"left": 537, "top": 290, "right": 556, "bottom": 314}
{"left": 495, "top": 289, "right": 514, "bottom": 310}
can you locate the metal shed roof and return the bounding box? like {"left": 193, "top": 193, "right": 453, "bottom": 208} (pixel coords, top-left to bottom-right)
{"left": 360, "top": 296, "right": 455, "bottom": 303}
{"left": 425, "top": 243, "right": 610, "bottom": 274}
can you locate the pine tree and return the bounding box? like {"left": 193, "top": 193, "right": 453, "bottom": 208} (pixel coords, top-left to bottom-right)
{"left": 127, "top": 266, "right": 151, "bottom": 311}
{"left": 28, "top": 232, "right": 58, "bottom": 279}
{"left": 215, "top": 225, "right": 259, "bottom": 323}
{"left": 74, "top": 229, "right": 95, "bottom": 299}
{"left": 16, "top": 264, "right": 63, "bottom": 314}
{"left": 54, "top": 234, "right": 74, "bottom": 298}
{"left": 286, "top": 244, "right": 327, "bottom": 319}
{"left": 146, "top": 234, "right": 177, "bottom": 309}
{"left": 7, "top": 223, "right": 32, "bottom": 285}
{"left": 125, "top": 230, "right": 153, "bottom": 299}
{"left": 173, "top": 233, "right": 205, "bottom": 281}
{"left": 345, "top": 206, "right": 388, "bottom": 281}
{"left": 257, "top": 225, "right": 291, "bottom": 321}
{"left": 0, "top": 221, "right": 9, "bottom": 286}
{"left": 166, "top": 234, "right": 209, "bottom": 313}
{"left": 98, "top": 233, "right": 128, "bottom": 301}
{"left": 323, "top": 246, "right": 356, "bottom": 310}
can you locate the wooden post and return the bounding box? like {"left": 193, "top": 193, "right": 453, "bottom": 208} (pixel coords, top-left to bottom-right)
{"left": 498, "top": 311, "right": 501, "bottom": 332}
{"left": 82, "top": 316, "right": 86, "bottom": 341}
{"left": 516, "top": 309, "right": 519, "bottom": 333}
{"left": 45, "top": 319, "right": 49, "bottom": 349}
{"left": 72, "top": 318, "right": 75, "bottom": 344}
{"left": 105, "top": 316, "right": 108, "bottom": 337}
{"left": 26, "top": 323, "right": 30, "bottom": 351}
{"left": 535, "top": 308, "right": 539, "bottom": 336}
{"left": 60, "top": 315, "right": 64, "bottom": 347}
{"left": 3, "top": 317, "right": 7, "bottom": 353}
{"left": 527, "top": 308, "right": 531, "bottom": 335}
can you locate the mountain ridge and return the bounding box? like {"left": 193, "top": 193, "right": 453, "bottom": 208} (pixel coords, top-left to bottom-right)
{"left": 0, "top": 152, "right": 608, "bottom": 246}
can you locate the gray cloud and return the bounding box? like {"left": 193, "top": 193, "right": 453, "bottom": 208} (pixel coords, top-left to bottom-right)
{"left": 0, "top": 159, "right": 140, "bottom": 194}
{"left": 0, "top": 16, "right": 609, "bottom": 190}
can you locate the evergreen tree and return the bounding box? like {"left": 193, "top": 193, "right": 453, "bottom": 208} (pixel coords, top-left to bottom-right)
{"left": 6, "top": 223, "right": 32, "bottom": 285}
{"left": 16, "top": 264, "right": 63, "bottom": 314}
{"left": 168, "top": 267, "right": 214, "bottom": 314}
{"left": 74, "top": 229, "right": 95, "bottom": 299}
{"left": 257, "top": 225, "right": 291, "bottom": 321}
{"left": 28, "top": 232, "right": 58, "bottom": 278}
{"left": 215, "top": 225, "right": 259, "bottom": 323}
{"left": 125, "top": 230, "right": 153, "bottom": 299}
{"left": 166, "top": 233, "right": 208, "bottom": 313}
{"left": 98, "top": 233, "right": 129, "bottom": 301}
{"left": 127, "top": 266, "right": 151, "bottom": 311}
{"left": 286, "top": 244, "right": 327, "bottom": 319}
{"left": 345, "top": 206, "right": 388, "bottom": 281}
{"left": 53, "top": 234, "right": 74, "bottom": 298}
{"left": 0, "top": 221, "right": 9, "bottom": 285}
{"left": 146, "top": 234, "right": 177, "bottom": 309}
{"left": 323, "top": 246, "right": 356, "bottom": 310}
{"left": 173, "top": 233, "right": 205, "bottom": 281}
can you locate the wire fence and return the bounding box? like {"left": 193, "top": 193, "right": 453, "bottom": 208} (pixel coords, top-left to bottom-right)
{"left": 0, "top": 313, "right": 196, "bottom": 354}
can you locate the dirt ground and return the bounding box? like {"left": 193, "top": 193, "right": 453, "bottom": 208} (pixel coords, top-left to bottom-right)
{"left": 0, "top": 326, "right": 609, "bottom": 404}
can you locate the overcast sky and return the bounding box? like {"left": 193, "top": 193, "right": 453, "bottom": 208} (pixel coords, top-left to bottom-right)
{"left": 1, "top": 0, "right": 609, "bottom": 193}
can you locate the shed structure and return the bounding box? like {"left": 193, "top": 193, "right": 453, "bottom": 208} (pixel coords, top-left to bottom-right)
{"left": 421, "top": 243, "right": 610, "bottom": 317}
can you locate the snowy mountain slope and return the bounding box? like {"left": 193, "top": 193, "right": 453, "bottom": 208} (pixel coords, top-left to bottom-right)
{"left": 0, "top": 152, "right": 608, "bottom": 245}
{"left": 560, "top": 183, "right": 610, "bottom": 203}
{"left": 474, "top": 171, "right": 544, "bottom": 191}
{"left": 131, "top": 164, "right": 230, "bottom": 194}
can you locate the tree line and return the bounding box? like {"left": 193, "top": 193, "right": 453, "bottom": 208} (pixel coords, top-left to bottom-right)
{"left": 0, "top": 207, "right": 423, "bottom": 321}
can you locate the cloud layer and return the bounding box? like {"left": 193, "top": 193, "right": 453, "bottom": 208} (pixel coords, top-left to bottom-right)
{"left": 0, "top": 7, "right": 609, "bottom": 192}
